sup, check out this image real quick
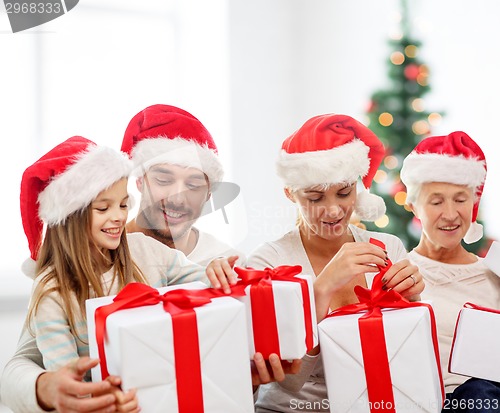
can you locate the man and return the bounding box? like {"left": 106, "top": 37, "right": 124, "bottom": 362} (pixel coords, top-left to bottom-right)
{"left": 121, "top": 103, "right": 245, "bottom": 268}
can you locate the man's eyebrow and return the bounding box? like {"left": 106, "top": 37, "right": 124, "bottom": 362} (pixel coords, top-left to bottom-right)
{"left": 149, "top": 166, "right": 206, "bottom": 180}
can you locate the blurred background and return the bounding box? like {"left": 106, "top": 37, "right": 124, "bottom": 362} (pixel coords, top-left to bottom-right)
{"left": 2, "top": 0, "right": 500, "bottom": 410}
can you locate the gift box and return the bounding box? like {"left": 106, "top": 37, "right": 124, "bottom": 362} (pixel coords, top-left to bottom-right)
{"left": 483, "top": 240, "right": 500, "bottom": 275}
{"left": 317, "top": 238, "right": 444, "bottom": 413}
{"left": 449, "top": 302, "right": 500, "bottom": 382}
{"left": 86, "top": 282, "right": 254, "bottom": 413}
{"left": 233, "top": 265, "right": 318, "bottom": 360}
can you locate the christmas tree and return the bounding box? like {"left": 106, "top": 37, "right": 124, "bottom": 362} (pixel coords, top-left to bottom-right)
{"left": 362, "top": 0, "right": 489, "bottom": 255}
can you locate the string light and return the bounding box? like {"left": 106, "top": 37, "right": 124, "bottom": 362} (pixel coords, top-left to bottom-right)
{"left": 411, "top": 98, "right": 425, "bottom": 112}
{"left": 379, "top": 112, "right": 394, "bottom": 126}
{"left": 384, "top": 155, "right": 399, "bottom": 170}
{"left": 412, "top": 120, "right": 429, "bottom": 135}
{"left": 375, "top": 215, "right": 390, "bottom": 228}
{"left": 428, "top": 112, "right": 442, "bottom": 126}
{"left": 417, "top": 64, "right": 429, "bottom": 86}
{"left": 390, "top": 51, "right": 405, "bottom": 65}
{"left": 404, "top": 45, "right": 418, "bottom": 58}
{"left": 374, "top": 169, "right": 388, "bottom": 184}
{"left": 394, "top": 191, "right": 407, "bottom": 205}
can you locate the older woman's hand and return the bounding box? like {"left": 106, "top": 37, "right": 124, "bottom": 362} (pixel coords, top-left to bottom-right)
{"left": 381, "top": 258, "right": 424, "bottom": 301}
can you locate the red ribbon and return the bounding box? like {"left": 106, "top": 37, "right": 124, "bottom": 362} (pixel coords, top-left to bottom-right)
{"left": 94, "top": 283, "right": 213, "bottom": 413}
{"left": 231, "top": 265, "right": 314, "bottom": 359}
{"left": 325, "top": 238, "right": 444, "bottom": 412}
{"left": 463, "top": 301, "right": 500, "bottom": 314}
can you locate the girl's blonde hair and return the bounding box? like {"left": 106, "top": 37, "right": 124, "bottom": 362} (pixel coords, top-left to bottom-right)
{"left": 27, "top": 204, "right": 147, "bottom": 343}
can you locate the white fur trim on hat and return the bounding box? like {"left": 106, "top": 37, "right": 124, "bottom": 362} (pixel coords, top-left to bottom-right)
{"left": 463, "top": 221, "right": 483, "bottom": 244}
{"left": 130, "top": 136, "right": 224, "bottom": 183}
{"left": 400, "top": 153, "right": 486, "bottom": 188}
{"left": 21, "top": 257, "right": 37, "bottom": 279}
{"left": 276, "top": 139, "right": 370, "bottom": 190}
{"left": 354, "top": 189, "right": 387, "bottom": 221}
{"left": 38, "top": 146, "right": 133, "bottom": 226}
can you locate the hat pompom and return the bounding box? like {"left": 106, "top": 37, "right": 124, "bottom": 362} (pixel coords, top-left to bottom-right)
{"left": 21, "top": 257, "right": 37, "bottom": 279}
{"left": 353, "top": 189, "right": 386, "bottom": 222}
{"left": 463, "top": 221, "right": 483, "bottom": 244}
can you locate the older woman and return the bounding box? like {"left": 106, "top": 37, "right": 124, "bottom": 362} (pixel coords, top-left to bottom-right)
{"left": 247, "top": 113, "right": 424, "bottom": 413}
{"left": 400, "top": 131, "right": 500, "bottom": 413}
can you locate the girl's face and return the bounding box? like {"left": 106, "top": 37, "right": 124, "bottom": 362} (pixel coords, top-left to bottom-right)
{"left": 90, "top": 178, "right": 129, "bottom": 253}
{"left": 288, "top": 182, "right": 357, "bottom": 241}
{"left": 410, "top": 181, "right": 474, "bottom": 250}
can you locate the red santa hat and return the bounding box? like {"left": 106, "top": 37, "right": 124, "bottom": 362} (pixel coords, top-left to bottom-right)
{"left": 121, "top": 104, "right": 224, "bottom": 183}
{"left": 276, "top": 113, "right": 386, "bottom": 221}
{"left": 400, "top": 131, "right": 487, "bottom": 244}
{"left": 20, "top": 136, "right": 133, "bottom": 266}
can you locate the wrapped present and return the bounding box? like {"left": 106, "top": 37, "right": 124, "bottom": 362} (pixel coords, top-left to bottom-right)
{"left": 318, "top": 239, "right": 444, "bottom": 413}
{"left": 86, "top": 282, "right": 254, "bottom": 413}
{"left": 232, "top": 265, "right": 318, "bottom": 360}
{"left": 449, "top": 302, "right": 500, "bottom": 382}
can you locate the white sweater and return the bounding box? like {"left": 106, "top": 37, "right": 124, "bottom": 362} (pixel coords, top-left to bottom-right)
{"left": 248, "top": 224, "right": 408, "bottom": 413}
{"left": 188, "top": 227, "right": 246, "bottom": 266}
{"left": 408, "top": 250, "right": 500, "bottom": 393}
{"left": 1, "top": 232, "right": 209, "bottom": 413}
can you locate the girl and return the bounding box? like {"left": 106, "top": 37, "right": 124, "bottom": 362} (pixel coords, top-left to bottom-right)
{"left": 247, "top": 114, "right": 424, "bottom": 412}
{"left": 20, "top": 136, "right": 234, "bottom": 412}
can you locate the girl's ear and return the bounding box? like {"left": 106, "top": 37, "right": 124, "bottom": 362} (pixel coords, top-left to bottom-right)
{"left": 284, "top": 187, "right": 296, "bottom": 203}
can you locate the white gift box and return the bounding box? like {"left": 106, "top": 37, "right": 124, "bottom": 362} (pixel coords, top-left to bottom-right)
{"left": 236, "top": 273, "right": 318, "bottom": 360}
{"left": 86, "top": 282, "right": 254, "bottom": 413}
{"left": 449, "top": 303, "right": 500, "bottom": 382}
{"left": 483, "top": 240, "right": 500, "bottom": 275}
{"left": 318, "top": 306, "right": 443, "bottom": 413}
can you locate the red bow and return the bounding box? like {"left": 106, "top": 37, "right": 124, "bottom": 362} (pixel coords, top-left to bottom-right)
{"left": 94, "top": 283, "right": 213, "bottom": 412}
{"left": 325, "top": 238, "right": 444, "bottom": 412}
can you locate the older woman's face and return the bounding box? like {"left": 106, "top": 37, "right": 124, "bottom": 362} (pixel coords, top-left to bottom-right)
{"left": 410, "top": 182, "right": 474, "bottom": 249}
{"left": 288, "top": 182, "right": 357, "bottom": 240}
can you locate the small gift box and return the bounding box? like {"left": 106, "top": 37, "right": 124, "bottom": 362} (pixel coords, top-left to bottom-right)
{"left": 232, "top": 265, "right": 318, "bottom": 360}
{"left": 318, "top": 239, "right": 444, "bottom": 413}
{"left": 86, "top": 282, "right": 254, "bottom": 413}
{"left": 449, "top": 302, "right": 500, "bottom": 382}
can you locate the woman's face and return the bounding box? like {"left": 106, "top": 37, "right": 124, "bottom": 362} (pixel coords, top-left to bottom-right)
{"left": 288, "top": 182, "right": 357, "bottom": 241}
{"left": 410, "top": 181, "right": 474, "bottom": 249}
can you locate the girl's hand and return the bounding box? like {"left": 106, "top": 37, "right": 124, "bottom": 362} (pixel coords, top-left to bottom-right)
{"left": 113, "top": 388, "right": 141, "bottom": 413}
{"left": 206, "top": 255, "right": 239, "bottom": 294}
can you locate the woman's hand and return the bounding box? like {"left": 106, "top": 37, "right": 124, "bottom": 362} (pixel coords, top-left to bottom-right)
{"left": 251, "top": 352, "right": 302, "bottom": 392}
{"left": 314, "top": 242, "right": 389, "bottom": 320}
{"left": 380, "top": 258, "right": 424, "bottom": 301}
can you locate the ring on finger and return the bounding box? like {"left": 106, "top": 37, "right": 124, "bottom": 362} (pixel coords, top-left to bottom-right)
{"left": 409, "top": 274, "right": 417, "bottom": 286}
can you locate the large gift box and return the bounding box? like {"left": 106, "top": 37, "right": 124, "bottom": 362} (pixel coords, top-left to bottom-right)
{"left": 232, "top": 265, "right": 318, "bottom": 360}
{"left": 449, "top": 302, "right": 500, "bottom": 382}
{"left": 86, "top": 282, "right": 254, "bottom": 413}
{"left": 318, "top": 239, "right": 444, "bottom": 413}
